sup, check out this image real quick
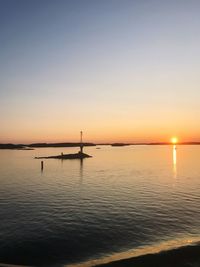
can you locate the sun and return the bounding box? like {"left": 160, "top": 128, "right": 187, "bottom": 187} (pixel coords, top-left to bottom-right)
{"left": 171, "top": 137, "right": 178, "bottom": 144}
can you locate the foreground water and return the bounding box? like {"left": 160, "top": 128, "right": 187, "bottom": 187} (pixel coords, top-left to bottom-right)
{"left": 0, "top": 145, "right": 199, "bottom": 266}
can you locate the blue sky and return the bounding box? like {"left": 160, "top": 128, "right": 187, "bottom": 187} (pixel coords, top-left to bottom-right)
{"left": 1, "top": 0, "right": 200, "bottom": 143}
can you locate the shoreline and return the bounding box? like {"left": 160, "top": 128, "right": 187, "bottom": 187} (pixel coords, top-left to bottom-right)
{"left": 97, "top": 243, "right": 200, "bottom": 267}
{"left": 0, "top": 241, "right": 199, "bottom": 267}
{"left": 67, "top": 238, "right": 200, "bottom": 267}
{"left": 0, "top": 242, "right": 200, "bottom": 267}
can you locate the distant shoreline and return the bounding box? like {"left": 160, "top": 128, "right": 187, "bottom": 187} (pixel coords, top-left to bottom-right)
{"left": 0, "top": 143, "right": 96, "bottom": 150}
{"left": 1, "top": 142, "right": 200, "bottom": 150}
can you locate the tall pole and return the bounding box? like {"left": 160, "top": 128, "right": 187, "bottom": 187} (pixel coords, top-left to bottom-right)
{"left": 80, "top": 131, "right": 83, "bottom": 153}
{"left": 80, "top": 131, "right": 83, "bottom": 144}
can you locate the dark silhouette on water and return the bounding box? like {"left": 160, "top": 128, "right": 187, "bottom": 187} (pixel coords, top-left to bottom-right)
{"left": 2, "top": 142, "right": 200, "bottom": 150}
{"left": 40, "top": 161, "right": 44, "bottom": 174}
{"left": 0, "top": 142, "right": 95, "bottom": 150}
{"left": 29, "top": 142, "right": 95, "bottom": 148}
{"left": 111, "top": 143, "right": 130, "bottom": 147}
{"left": 35, "top": 151, "right": 92, "bottom": 160}
{"left": 35, "top": 131, "right": 92, "bottom": 160}
{"left": 0, "top": 144, "right": 33, "bottom": 150}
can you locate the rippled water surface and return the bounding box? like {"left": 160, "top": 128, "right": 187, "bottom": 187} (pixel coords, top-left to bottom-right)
{"left": 0, "top": 145, "right": 199, "bottom": 266}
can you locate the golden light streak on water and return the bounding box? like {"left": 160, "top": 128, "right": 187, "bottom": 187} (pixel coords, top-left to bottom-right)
{"left": 173, "top": 145, "right": 177, "bottom": 178}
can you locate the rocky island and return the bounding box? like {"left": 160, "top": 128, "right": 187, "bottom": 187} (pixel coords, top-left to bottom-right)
{"left": 35, "top": 151, "right": 92, "bottom": 160}
{"left": 35, "top": 131, "right": 92, "bottom": 160}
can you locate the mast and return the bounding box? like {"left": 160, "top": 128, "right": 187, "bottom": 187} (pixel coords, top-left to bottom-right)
{"left": 80, "top": 131, "right": 83, "bottom": 153}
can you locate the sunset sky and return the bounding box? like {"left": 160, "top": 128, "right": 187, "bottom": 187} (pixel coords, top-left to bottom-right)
{"left": 1, "top": 0, "right": 200, "bottom": 143}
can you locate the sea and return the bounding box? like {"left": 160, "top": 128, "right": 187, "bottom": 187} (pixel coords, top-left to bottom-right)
{"left": 0, "top": 145, "right": 199, "bottom": 266}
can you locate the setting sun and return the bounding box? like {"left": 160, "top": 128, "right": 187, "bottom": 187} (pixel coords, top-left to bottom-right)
{"left": 171, "top": 137, "right": 178, "bottom": 144}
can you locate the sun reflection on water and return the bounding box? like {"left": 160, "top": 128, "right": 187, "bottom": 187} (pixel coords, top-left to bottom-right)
{"left": 173, "top": 145, "right": 177, "bottom": 178}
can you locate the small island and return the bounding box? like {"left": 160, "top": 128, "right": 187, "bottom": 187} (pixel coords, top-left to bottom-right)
{"left": 0, "top": 144, "right": 33, "bottom": 150}
{"left": 111, "top": 143, "right": 130, "bottom": 147}
{"left": 35, "top": 151, "right": 92, "bottom": 160}
{"left": 35, "top": 131, "right": 92, "bottom": 160}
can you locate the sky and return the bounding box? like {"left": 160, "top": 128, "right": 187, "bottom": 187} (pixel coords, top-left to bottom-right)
{"left": 0, "top": 0, "right": 200, "bottom": 143}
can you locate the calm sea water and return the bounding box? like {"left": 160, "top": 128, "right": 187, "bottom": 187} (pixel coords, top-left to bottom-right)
{"left": 0, "top": 145, "right": 199, "bottom": 266}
